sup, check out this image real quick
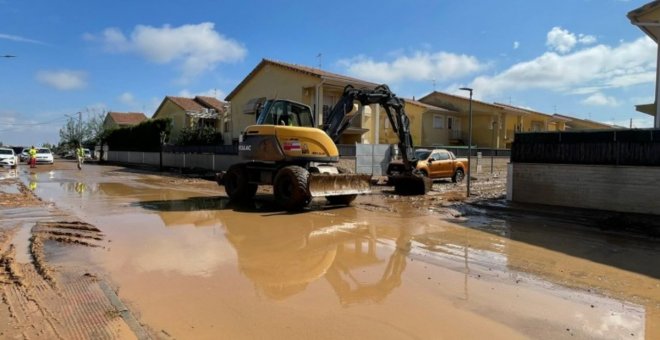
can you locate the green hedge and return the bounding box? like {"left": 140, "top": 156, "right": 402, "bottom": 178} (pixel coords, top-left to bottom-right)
{"left": 106, "top": 118, "right": 172, "bottom": 152}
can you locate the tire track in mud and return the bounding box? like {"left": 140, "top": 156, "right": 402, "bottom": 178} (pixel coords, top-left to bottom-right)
{"left": 0, "top": 178, "right": 149, "bottom": 339}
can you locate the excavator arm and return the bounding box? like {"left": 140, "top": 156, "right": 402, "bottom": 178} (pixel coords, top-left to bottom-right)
{"left": 323, "top": 85, "right": 430, "bottom": 195}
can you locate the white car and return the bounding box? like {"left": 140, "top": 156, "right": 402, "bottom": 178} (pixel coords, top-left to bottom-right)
{"left": 35, "top": 148, "right": 54, "bottom": 164}
{"left": 0, "top": 148, "right": 18, "bottom": 168}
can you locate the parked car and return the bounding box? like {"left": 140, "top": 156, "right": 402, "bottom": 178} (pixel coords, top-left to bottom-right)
{"left": 34, "top": 148, "right": 54, "bottom": 164}
{"left": 0, "top": 147, "right": 18, "bottom": 168}
{"left": 20, "top": 149, "right": 30, "bottom": 162}
{"left": 387, "top": 148, "right": 468, "bottom": 183}
{"left": 83, "top": 148, "right": 92, "bottom": 160}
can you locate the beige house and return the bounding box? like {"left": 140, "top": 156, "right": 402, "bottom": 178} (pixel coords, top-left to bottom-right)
{"left": 225, "top": 59, "right": 382, "bottom": 145}
{"left": 553, "top": 114, "right": 618, "bottom": 130}
{"left": 379, "top": 99, "right": 459, "bottom": 147}
{"left": 420, "top": 92, "right": 574, "bottom": 148}
{"left": 628, "top": 1, "right": 660, "bottom": 127}
{"left": 152, "top": 96, "right": 228, "bottom": 142}
{"left": 102, "top": 112, "right": 147, "bottom": 131}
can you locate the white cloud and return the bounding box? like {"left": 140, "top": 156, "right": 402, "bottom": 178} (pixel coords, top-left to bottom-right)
{"left": 338, "top": 51, "right": 487, "bottom": 84}
{"left": 546, "top": 27, "right": 596, "bottom": 54}
{"left": 513, "top": 41, "right": 520, "bottom": 50}
{"left": 0, "top": 33, "right": 46, "bottom": 45}
{"left": 89, "top": 23, "right": 247, "bottom": 81}
{"left": 468, "top": 36, "right": 656, "bottom": 98}
{"left": 178, "top": 88, "right": 226, "bottom": 99}
{"left": 118, "top": 92, "right": 136, "bottom": 105}
{"left": 36, "top": 70, "right": 87, "bottom": 91}
{"left": 581, "top": 92, "right": 619, "bottom": 106}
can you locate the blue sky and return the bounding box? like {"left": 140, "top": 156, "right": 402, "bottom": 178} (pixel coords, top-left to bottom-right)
{"left": 0, "top": 0, "right": 656, "bottom": 146}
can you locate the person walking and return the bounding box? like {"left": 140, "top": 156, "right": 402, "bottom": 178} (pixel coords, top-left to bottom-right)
{"left": 28, "top": 146, "right": 37, "bottom": 168}
{"left": 76, "top": 144, "right": 85, "bottom": 170}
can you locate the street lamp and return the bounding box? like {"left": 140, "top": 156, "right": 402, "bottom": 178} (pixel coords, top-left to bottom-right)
{"left": 459, "top": 87, "right": 473, "bottom": 197}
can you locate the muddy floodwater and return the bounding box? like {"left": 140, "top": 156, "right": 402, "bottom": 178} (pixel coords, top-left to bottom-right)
{"left": 2, "top": 162, "right": 660, "bottom": 339}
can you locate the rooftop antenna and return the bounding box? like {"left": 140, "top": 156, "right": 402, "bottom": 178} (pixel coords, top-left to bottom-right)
{"left": 317, "top": 53, "right": 322, "bottom": 69}
{"left": 432, "top": 79, "right": 436, "bottom": 91}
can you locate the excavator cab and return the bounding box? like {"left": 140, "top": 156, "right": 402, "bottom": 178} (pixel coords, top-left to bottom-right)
{"left": 256, "top": 100, "right": 315, "bottom": 127}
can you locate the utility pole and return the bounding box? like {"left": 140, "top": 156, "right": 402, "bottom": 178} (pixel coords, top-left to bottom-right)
{"left": 78, "top": 111, "right": 82, "bottom": 145}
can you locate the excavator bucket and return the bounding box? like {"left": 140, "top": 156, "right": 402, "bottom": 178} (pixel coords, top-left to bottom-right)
{"left": 391, "top": 175, "right": 432, "bottom": 195}
{"left": 308, "top": 173, "right": 372, "bottom": 197}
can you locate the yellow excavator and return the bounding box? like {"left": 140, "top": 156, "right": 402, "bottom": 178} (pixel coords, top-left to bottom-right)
{"left": 220, "top": 84, "right": 429, "bottom": 210}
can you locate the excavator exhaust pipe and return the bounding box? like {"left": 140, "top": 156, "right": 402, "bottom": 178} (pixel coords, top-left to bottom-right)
{"left": 390, "top": 175, "right": 431, "bottom": 195}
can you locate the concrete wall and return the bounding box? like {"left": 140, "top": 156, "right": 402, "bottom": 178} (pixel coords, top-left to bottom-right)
{"left": 509, "top": 163, "right": 660, "bottom": 215}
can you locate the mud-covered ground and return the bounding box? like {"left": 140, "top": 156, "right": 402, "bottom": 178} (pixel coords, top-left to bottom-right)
{"left": 1, "top": 159, "right": 659, "bottom": 339}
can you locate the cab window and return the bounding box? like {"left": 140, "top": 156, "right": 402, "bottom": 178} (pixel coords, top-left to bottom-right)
{"left": 436, "top": 151, "right": 450, "bottom": 160}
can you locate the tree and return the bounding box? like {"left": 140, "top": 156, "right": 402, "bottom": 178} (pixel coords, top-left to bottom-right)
{"left": 58, "top": 107, "right": 107, "bottom": 147}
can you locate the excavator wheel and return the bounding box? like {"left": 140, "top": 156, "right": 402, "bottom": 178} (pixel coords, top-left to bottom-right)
{"left": 224, "top": 164, "right": 257, "bottom": 202}
{"left": 393, "top": 175, "right": 432, "bottom": 195}
{"left": 274, "top": 165, "right": 311, "bottom": 211}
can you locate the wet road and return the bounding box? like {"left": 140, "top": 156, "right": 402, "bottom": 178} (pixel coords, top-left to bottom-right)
{"left": 15, "top": 161, "right": 660, "bottom": 339}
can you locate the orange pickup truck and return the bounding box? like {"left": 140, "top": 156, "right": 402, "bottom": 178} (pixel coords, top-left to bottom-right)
{"left": 387, "top": 148, "right": 468, "bottom": 183}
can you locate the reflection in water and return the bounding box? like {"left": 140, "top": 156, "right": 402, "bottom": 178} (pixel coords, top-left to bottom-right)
{"left": 74, "top": 182, "right": 86, "bottom": 194}
{"left": 0, "top": 168, "right": 18, "bottom": 180}
{"left": 29, "top": 173, "right": 38, "bottom": 191}
{"left": 221, "top": 213, "right": 411, "bottom": 304}
{"left": 137, "top": 195, "right": 413, "bottom": 304}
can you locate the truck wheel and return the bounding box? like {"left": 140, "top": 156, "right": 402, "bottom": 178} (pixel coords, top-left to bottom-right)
{"left": 224, "top": 164, "right": 257, "bottom": 202}
{"left": 326, "top": 194, "right": 357, "bottom": 205}
{"left": 452, "top": 168, "right": 465, "bottom": 183}
{"left": 274, "top": 165, "right": 311, "bottom": 210}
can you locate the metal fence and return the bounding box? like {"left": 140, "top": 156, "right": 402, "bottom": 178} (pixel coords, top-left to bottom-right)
{"left": 511, "top": 129, "right": 660, "bottom": 166}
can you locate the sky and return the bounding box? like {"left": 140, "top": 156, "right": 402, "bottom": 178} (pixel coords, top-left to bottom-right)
{"left": 0, "top": 0, "right": 657, "bottom": 146}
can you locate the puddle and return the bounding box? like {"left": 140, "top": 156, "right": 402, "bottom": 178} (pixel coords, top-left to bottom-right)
{"left": 21, "top": 166, "right": 659, "bottom": 339}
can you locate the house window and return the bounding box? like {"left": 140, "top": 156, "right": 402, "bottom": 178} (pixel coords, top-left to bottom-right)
{"left": 447, "top": 116, "right": 454, "bottom": 130}
{"left": 224, "top": 119, "right": 230, "bottom": 133}
{"left": 433, "top": 114, "right": 445, "bottom": 129}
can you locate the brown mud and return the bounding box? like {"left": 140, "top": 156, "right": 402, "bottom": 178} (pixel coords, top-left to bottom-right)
{"left": 2, "top": 159, "right": 659, "bottom": 339}
{"left": 0, "top": 165, "right": 142, "bottom": 339}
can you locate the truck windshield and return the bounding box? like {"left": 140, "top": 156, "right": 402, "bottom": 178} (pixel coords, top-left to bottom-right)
{"left": 414, "top": 150, "right": 431, "bottom": 160}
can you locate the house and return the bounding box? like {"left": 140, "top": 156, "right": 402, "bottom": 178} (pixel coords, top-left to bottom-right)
{"left": 378, "top": 98, "right": 459, "bottom": 147}
{"left": 102, "top": 112, "right": 147, "bottom": 130}
{"left": 420, "top": 91, "right": 576, "bottom": 148}
{"left": 152, "top": 96, "right": 229, "bottom": 142}
{"left": 628, "top": 0, "right": 660, "bottom": 128}
{"left": 494, "top": 103, "right": 571, "bottom": 140}
{"left": 224, "top": 59, "right": 381, "bottom": 145}
{"left": 552, "top": 114, "right": 619, "bottom": 130}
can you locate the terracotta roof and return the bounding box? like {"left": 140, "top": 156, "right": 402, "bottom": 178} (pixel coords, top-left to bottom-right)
{"left": 195, "top": 96, "right": 228, "bottom": 113}
{"left": 226, "top": 58, "right": 380, "bottom": 100}
{"left": 493, "top": 102, "right": 564, "bottom": 120}
{"left": 419, "top": 91, "right": 504, "bottom": 111}
{"left": 107, "top": 112, "right": 147, "bottom": 125}
{"left": 553, "top": 114, "right": 616, "bottom": 128}
{"left": 628, "top": 1, "right": 660, "bottom": 42}
{"left": 167, "top": 96, "right": 206, "bottom": 112}
{"left": 405, "top": 98, "right": 456, "bottom": 112}
{"left": 153, "top": 96, "right": 228, "bottom": 119}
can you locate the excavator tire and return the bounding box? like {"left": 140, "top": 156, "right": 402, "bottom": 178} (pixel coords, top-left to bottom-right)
{"left": 274, "top": 165, "right": 311, "bottom": 211}
{"left": 393, "top": 175, "right": 432, "bottom": 195}
{"left": 224, "top": 164, "right": 257, "bottom": 202}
